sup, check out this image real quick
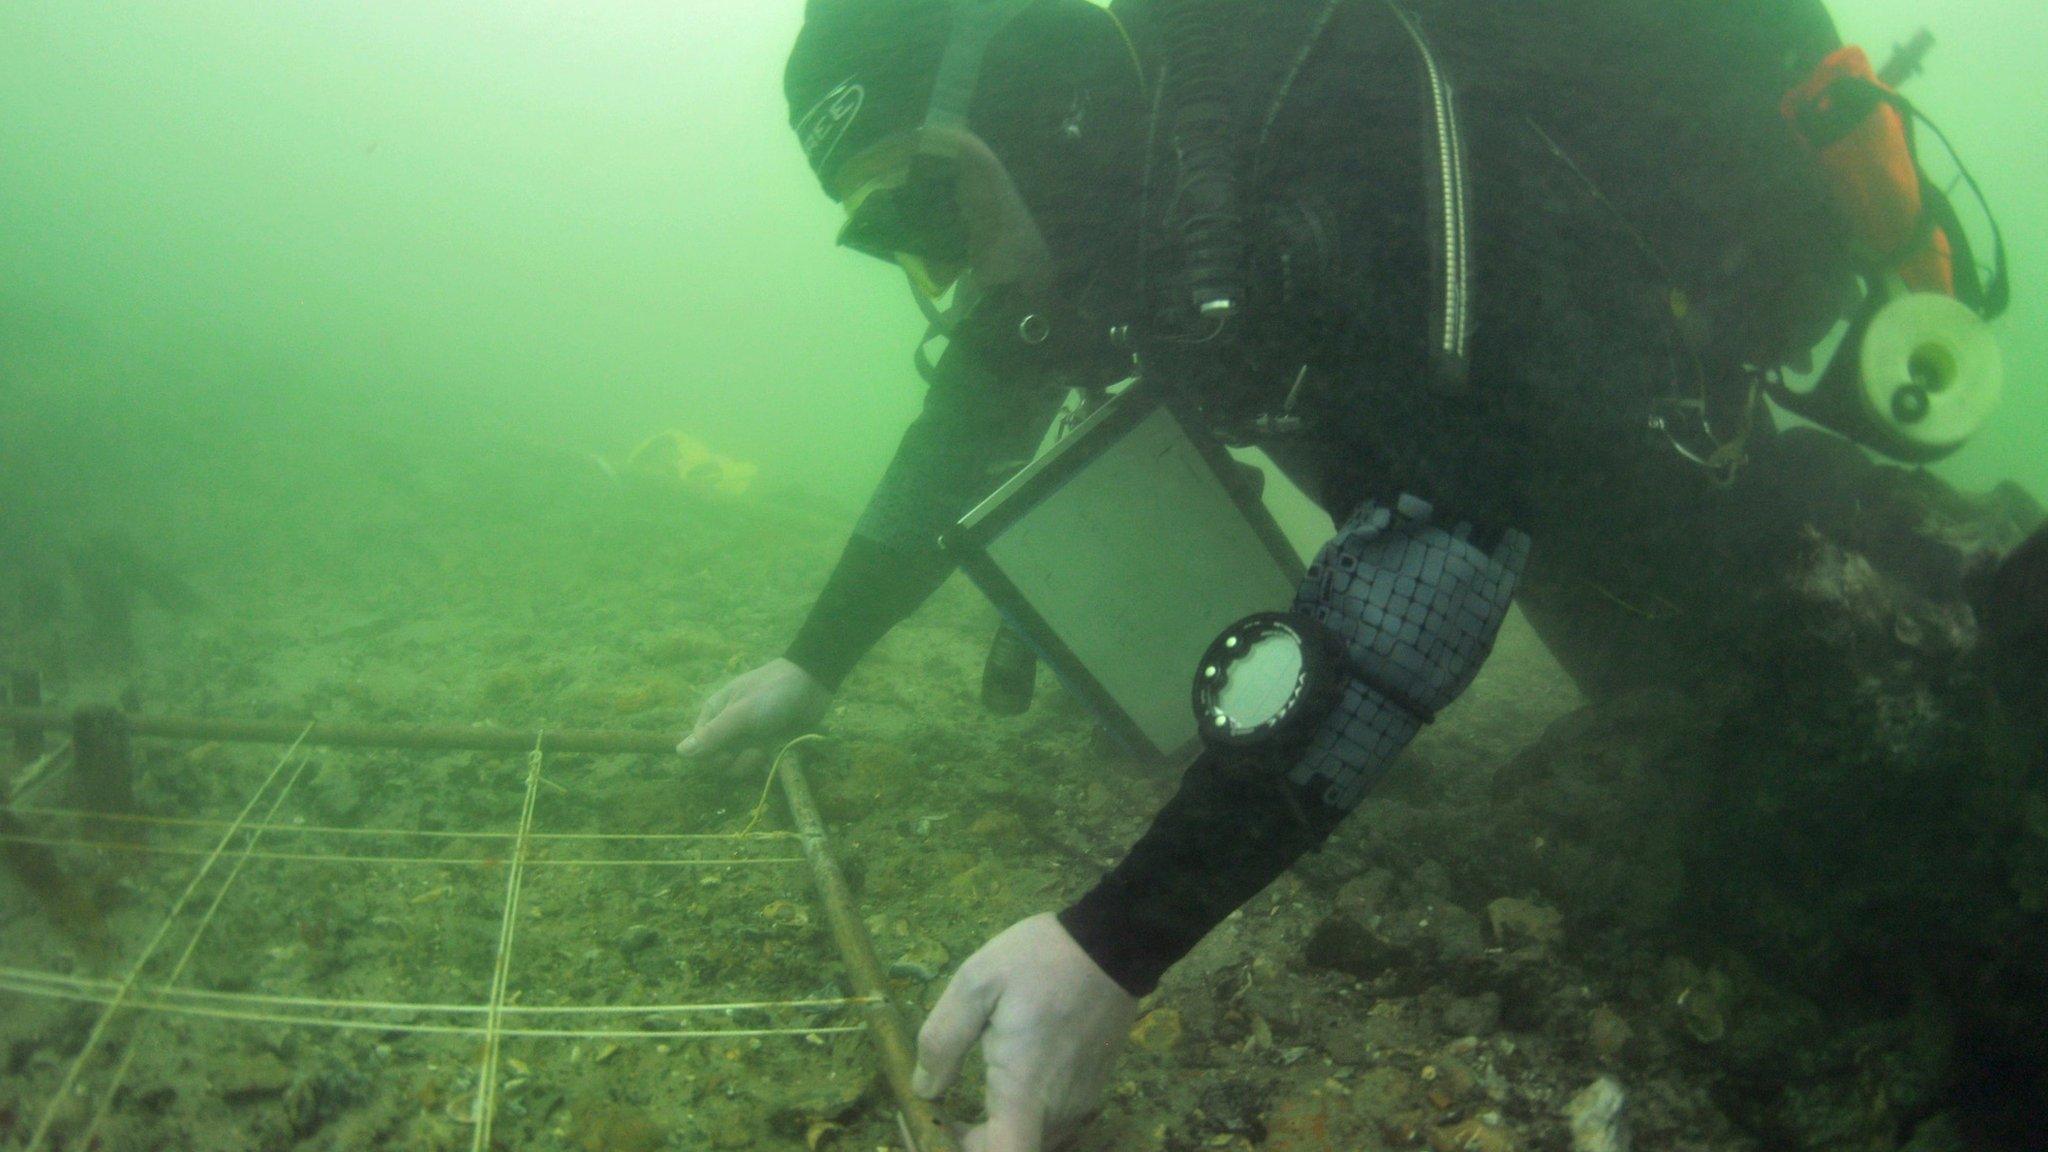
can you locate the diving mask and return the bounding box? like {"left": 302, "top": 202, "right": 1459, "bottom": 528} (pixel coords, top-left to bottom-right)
{"left": 837, "top": 153, "right": 970, "bottom": 299}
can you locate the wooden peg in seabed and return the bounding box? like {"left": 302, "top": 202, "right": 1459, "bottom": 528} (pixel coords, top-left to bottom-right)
{"left": 7, "top": 669, "right": 43, "bottom": 763}
{"left": 0, "top": 806, "right": 113, "bottom": 958}
{"left": 69, "top": 705, "right": 135, "bottom": 818}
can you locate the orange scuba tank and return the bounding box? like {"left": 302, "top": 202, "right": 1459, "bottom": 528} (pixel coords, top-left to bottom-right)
{"left": 1781, "top": 45, "right": 1953, "bottom": 295}
{"left": 1761, "top": 34, "right": 2013, "bottom": 464}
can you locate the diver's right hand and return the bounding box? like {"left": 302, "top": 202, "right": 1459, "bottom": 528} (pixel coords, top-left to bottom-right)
{"left": 677, "top": 658, "right": 831, "bottom": 760}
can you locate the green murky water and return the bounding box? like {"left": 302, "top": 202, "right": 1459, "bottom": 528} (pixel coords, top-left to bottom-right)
{"left": 0, "top": 3, "right": 2040, "bottom": 1150}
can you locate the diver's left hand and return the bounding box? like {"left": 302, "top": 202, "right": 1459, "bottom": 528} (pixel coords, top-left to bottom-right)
{"left": 913, "top": 913, "right": 1138, "bottom": 1152}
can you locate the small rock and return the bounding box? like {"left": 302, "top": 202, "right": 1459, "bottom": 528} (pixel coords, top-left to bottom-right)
{"left": 1429, "top": 1114, "right": 1519, "bottom": 1152}
{"left": 1563, "top": 1076, "right": 1629, "bottom": 1152}
{"left": 1412, "top": 861, "right": 1454, "bottom": 899}
{"left": 1424, "top": 903, "right": 1486, "bottom": 964}
{"left": 305, "top": 767, "right": 363, "bottom": 822}
{"left": 1302, "top": 915, "right": 1406, "bottom": 979}
{"left": 888, "top": 936, "right": 949, "bottom": 982}
{"left": 1240, "top": 984, "right": 1308, "bottom": 1034}
{"left": 1334, "top": 870, "right": 1397, "bottom": 921}
{"left": 1674, "top": 982, "right": 1728, "bottom": 1044}
{"left": 761, "top": 899, "right": 811, "bottom": 928}
{"left": 1421, "top": 1053, "right": 1479, "bottom": 1104}
{"left": 1328, "top": 998, "right": 1435, "bottom": 1065}
{"left": 616, "top": 924, "right": 660, "bottom": 955}
{"left": 218, "top": 1054, "right": 295, "bottom": 1103}
{"left": 1129, "top": 1007, "right": 1183, "bottom": 1055}
{"left": 1486, "top": 897, "right": 1564, "bottom": 951}
{"left": 767, "top": 1071, "right": 877, "bottom": 1138}
{"left": 1588, "top": 1006, "right": 1633, "bottom": 1058}
{"left": 1660, "top": 959, "right": 1733, "bottom": 1043}
{"left": 1440, "top": 993, "right": 1502, "bottom": 1038}
{"left": 1263, "top": 1094, "right": 1349, "bottom": 1152}
{"left": 1347, "top": 1067, "right": 1421, "bottom": 1119}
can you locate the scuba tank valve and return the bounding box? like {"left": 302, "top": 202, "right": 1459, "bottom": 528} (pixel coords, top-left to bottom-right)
{"left": 1772, "top": 36, "right": 2011, "bottom": 464}
{"left": 1876, "top": 28, "right": 1935, "bottom": 88}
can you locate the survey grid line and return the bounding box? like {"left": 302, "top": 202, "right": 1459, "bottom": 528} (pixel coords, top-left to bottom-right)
{"left": 0, "top": 830, "right": 804, "bottom": 868}
{"left": 78, "top": 723, "right": 326, "bottom": 1147}
{"left": 24, "top": 722, "right": 315, "bottom": 1152}
{"left": 1, "top": 974, "right": 870, "bottom": 1039}
{"left": 0, "top": 711, "right": 954, "bottom": 1152}
{"left": 2, "top": 802, "right": 801, "bottom": 842}
{"left": 470, "top": 729, "right": 548, "bottom": 1150}
{"left": 0, "top": 965, "right": 870, "bottom": 1018}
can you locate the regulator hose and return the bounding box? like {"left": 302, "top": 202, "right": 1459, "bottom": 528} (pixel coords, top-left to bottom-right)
{"left": 1161, "top": 0, "right": 1245, "bottom": 323}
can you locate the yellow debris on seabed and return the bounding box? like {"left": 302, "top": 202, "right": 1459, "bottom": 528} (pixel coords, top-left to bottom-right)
{"left": 616, "top": 430, "right": 758, "bottom": 497}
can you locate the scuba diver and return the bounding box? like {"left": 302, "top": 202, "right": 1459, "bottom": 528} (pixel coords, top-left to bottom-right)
{"left": 680, "top": 0, "right": 2018, "bottom": 1146}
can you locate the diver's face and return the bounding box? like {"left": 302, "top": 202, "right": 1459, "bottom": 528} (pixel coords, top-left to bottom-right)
{"left": 831, "top": 127, "right": 1055, "bottom": 302}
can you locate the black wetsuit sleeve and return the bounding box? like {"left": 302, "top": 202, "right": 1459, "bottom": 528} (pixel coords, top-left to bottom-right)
{"left": 1059, "top": 749, "right": 1344, "bottom": 997}
{"left": 782, "top": 346, "right": 1066, "bottom": 691}
{"left": 784, "top": 534, "right": 954, "bottom": 692}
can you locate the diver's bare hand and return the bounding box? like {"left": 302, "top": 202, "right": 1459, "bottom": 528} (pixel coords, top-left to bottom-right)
{"left": 676, "top": 658, "right": 831, "bottom": 759}
{"left": 914, "top": 913, "right": 1139, "bottom": 1152}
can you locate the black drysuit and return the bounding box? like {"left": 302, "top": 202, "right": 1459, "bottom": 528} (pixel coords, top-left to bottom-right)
{"left": 787, "top": 0, "right": 1850, "bottom": 994}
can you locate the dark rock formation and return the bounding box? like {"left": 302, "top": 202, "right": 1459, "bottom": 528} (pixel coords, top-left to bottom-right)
{"left": 1502, "top": 427, "right": 2046, "bottom": 1148}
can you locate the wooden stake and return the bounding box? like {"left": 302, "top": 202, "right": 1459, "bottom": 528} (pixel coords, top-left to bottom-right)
{"left": 8, "top": 670, "right": 43, "bottom": 763}
{"left": 778, "top": 745, "right": 957, "bottom": 1152}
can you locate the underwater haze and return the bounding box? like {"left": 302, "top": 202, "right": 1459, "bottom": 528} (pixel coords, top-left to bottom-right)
{"left": 2, "top": 1, "right": 2040, "bottom": 505}
{"left": 0, "top": 1, "right": 923, "bottom": 511}
{"left": 3, "top": 3, "right": 2047, "bottom": 1151}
